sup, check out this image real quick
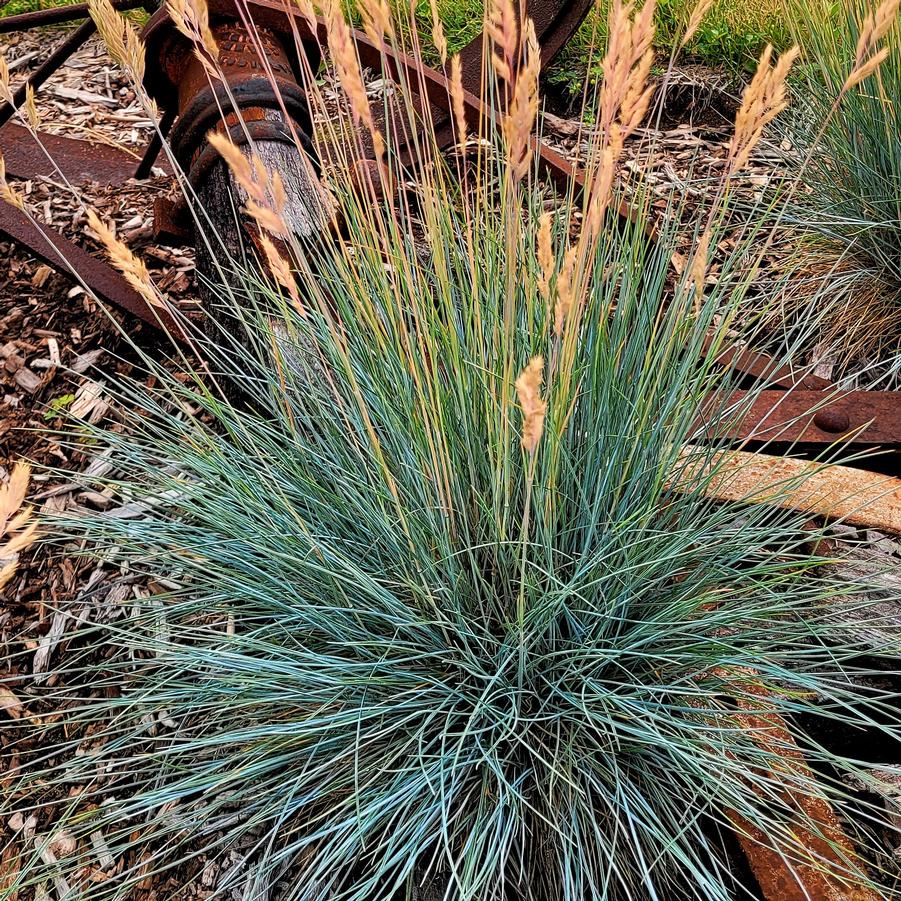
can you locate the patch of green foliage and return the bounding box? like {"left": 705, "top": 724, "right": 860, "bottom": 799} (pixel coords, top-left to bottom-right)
{"left": 42, "top": 392, "right": 75, "bottom": 420}
{"left": 0, "top": 0, "right": 73, "bottom": 17}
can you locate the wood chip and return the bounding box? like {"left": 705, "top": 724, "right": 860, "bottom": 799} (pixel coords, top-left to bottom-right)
{"left": 12, "top": 368, "right": 41, "bottom": 393}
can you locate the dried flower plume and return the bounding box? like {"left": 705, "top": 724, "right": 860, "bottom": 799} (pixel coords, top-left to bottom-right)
{"left": 324, "top": 0, "right": 385, "bottom": 157}
{"left": 89, "top": 0, "right": 146, "bottom": 83}
{"left": 504, "top": 18, "right": 540, "bottom": 181}
{"left": 554, "top": 245, "right": 578, "bottom": 337}
{"left": 583, "top": 1, "right": 656, "bottom": 242}
{"left": 689, "top": 228, "right": 711, "bottom": 311}
{"left": 727, "top": 44, "right": 799, "bottom": 173}
{"left": 537, "top": 212, "right": 554, "bottom": 303}
{"left": 166, "top": 0, "right": 219, "bottom": 79}
{"left": 428, "top": 0, "right": 448, "bottom": 64}
{"left": 450, "top": 54, "right": 468, "bottom": 146}
{"left": 0, "top": 52, "right": 10, "bottom": 105}
{"left": 0, "top": 462, "right": 37, "bottom": 592}
{"left": 488, "top": 0, "right": 519, "bottom": 83}
{"left": 207, "top": 131, "right": 290, "bottom": 237}
{"left": 0, "top": 154, "right": 25, "bottom": 211}
{"left": 844, "top": 0, "right": 899, "bottom": 91}
{"left": 679, "top": 0, "right": 715, "bottom": 49}
{"left": 359, "top": 0, "right": 393, "bottom": 46}
{"left": 259, "top": 234, "right": 304, "bottom": 314}
{"left": 86, "top": 209, "right": 164, "bottom": 310}
{"left": 515, "top": 356, "right": 546, "bottom": 453}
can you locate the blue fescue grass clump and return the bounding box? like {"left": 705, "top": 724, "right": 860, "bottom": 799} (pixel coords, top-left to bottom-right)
{"left": 3, "top": 1, "right": 900, "bottom": 898}
{"left": 11, "top": 185, "right": 900, "bottom": 899}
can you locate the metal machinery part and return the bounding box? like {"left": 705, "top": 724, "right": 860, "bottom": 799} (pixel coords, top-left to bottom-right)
{"left": 0, "top": 4, "right": 898, "bottom": 894}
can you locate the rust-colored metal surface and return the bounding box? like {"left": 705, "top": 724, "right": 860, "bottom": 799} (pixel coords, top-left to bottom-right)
{"left": 0, "top": 200, "right": 185, "bottom": 337}
{"left": 716, "top": 672, "right": 882, "bottom": 901}
{"left": 675, "top": 447, "right": 901, "bottom": 534}
{"left": 718, "top": 390, "right": 901, "bottom": 447}
{"left": 703, "top": 334, "right": 832, "bottom": 390}
{"left": 0, "top": 123, "right": 170, "bottom": 182}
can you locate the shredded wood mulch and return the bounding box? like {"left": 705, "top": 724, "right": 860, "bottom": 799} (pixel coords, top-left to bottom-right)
{"left": 0, "top": 21, "right": 899, "bottom": 901}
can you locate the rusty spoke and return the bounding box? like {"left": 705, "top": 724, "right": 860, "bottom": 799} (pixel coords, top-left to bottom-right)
{"left": 0, "top": 199, "right": 185, "bottom": 338}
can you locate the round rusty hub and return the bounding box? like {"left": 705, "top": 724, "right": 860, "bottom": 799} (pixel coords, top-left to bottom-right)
{"left": 140, "top": 0, "right": 320, "bottom": 111}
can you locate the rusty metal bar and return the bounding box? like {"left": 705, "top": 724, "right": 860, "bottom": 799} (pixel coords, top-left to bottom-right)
{"left": 718, "top": 390, "right": 901, "bottom": 447}
{"left": 674, "top": 448, "right": 901, "bottom": 534}
{"left": 703, "top": 334, "right": 832, "bottom": 390}
{"left": 134, "top": 106, "right": 176, "bottom": 179}
{"left": 0, "top": 0, "right": 147, "bottom": 33}
{"left": 0, "top": 123, "right": 165, "bottom": 182}
{"left": 714, "top": 673, "right": 883, "bottom": 900}
{"left": 0, "top": 20, "right": 96, "bottom": 129}
{"left": 0, "top": 199, "right": 185, "bottom": 338}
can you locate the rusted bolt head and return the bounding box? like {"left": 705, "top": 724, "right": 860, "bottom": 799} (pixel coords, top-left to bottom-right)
{"left": 814, "top": 407, "right": 851, "bottom": 433}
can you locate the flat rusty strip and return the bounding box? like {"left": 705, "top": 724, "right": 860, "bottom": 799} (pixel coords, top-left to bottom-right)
{"left": 703, "top": 334, "right": 832, "bottom": 390}
{"left": 0, "top": 199, "right": 186, "bottom": 339}
{"left": 674, "top": 448, "right": 901, "bottom": 534}
{"left": 712, "top": 672, "right": 882, "bottom": 901}
{"left": 716, "top": 390, "right": 901, "bottom": 447}
{"left": 0, "top": 124, "right": 169, "bottom": 183}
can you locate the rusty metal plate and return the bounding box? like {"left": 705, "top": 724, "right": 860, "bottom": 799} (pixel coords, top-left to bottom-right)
{"left": 674, "top": 448, "right": 901, "bottom": 534}
{"left": 0, "top": 124, "right": 170, "bottom": 183}
{"left": 718, "top": 390, "right": 901, "bottom": 447}
{"left": 712, "top": 672, "right": 883, "bottom": 901}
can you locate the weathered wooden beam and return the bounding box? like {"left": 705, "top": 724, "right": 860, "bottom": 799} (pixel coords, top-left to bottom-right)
{"left": 674, "top": 449, "right": 901, "bottom": 535}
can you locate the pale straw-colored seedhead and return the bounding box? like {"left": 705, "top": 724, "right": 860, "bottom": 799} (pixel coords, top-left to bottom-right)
{"left": 166, "top": 0, "right": 219, "bottom": 80}
{"left": 293, "top": 0, "right": 318, "bottom": 36}
{"left": 727, "top": 43, "right": 800, "bottom": 174}
{"left": 449, "top": 54, "right": 468, "bottom": 146}
{"left": 689, "top": 228, "right": 711, "bottom": 313}
{"left": 0, "top": 154, "right": 25, "bottom": 211}
{"left": 259, "top": 233, "right": 305, "bottom": 315}
{"left": 427, "top": 0, "right": 448, "bottom": 64}
{"left": 515, "top": 355, "right": 546, "bottom": 453}
{"left": 488, "top": 0, "right": 519, "bottom": 83}
{"left": 206, "top": 131, "right": 290, "bottom": 238}
{"left": 359, "top": 0, "right": 394, "bottom": 47}
{"left": 23, "top": 84, "right": 39, "bottom": 129}
{"left": 89, "top": 0, "right": 146, "bottom": 84}
{"left": 554, "top": 245, "right": 578, "bottom": 338}
{"left": 679, "top": 0, "right": 715, "bottom": 49}
{"left": 323, "top": 0, "right": 385, "bottom": 157}
{"left": 504, "top": 18, "right": 540, "bottom": 181}
{"left": 86, "top": 209, "right": 164, "bottom": 310}
{"left": 0, "top": 462, "right": 37, "bottom": 592}
{"left": 537, "top": 212, "right": 554, "bottom": 304}
{"left": 844, "top": 0, "right": 899, "bottom": 91}
{"left": 0, "top": 52, "right": 11, "bottom": 105}
{"left": 581, "top": 0, "right": 656, "bottom": 247}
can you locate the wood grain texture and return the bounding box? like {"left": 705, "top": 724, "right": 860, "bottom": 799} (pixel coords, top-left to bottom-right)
{"left": 674, "top": 448, "right": 901, "bottom": 535}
